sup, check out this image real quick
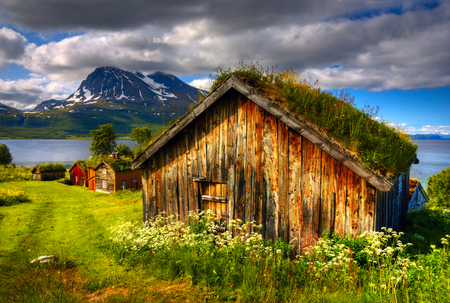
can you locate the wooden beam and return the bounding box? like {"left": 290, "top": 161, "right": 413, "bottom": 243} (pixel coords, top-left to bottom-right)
{"left": 202, "top": 195, "right": 227, "bottom": 203}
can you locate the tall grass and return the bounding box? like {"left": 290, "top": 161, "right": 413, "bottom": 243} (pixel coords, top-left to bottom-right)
{"left": 211, "top": 61, "right": 417, "bottom": 176}
{"left": 109, "top": 210, "right": 450, "bottom": 302}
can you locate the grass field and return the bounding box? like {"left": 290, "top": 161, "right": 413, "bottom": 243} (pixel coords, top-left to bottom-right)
{"left": 0, "top": 181, "right": 216, "bottom": 302}
{"left": 1, "top": 179, "right": 450, "bottom": 302}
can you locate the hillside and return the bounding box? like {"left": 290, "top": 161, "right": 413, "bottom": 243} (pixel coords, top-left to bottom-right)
{"left": 0, "top": 67, "right": 206, "bottom": 138}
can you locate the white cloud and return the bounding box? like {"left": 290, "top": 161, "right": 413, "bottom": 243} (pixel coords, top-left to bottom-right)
{"left": 401, "top": 124, "right": 450, "bottom": 135}
{"left": 189, "top": 78, "right": 212, "bottom": 91}
{"left": 0, "top": 27, "right": 27, "bottom": 68}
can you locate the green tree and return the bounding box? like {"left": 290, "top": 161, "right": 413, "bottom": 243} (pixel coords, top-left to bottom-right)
{"left": 130, "top": 127, "right": 152, "bottom": 151}
{"left": 427, "top": 167, "right": 450, "bottom": 209}
{"left": 89, "top": 124, "right": 117, "bottom": 156}
{"left": 115, "top": 143, "right": 133, "bottom": 158}
{"left": 0, "top": 143, "right": 13, "bottom": 165}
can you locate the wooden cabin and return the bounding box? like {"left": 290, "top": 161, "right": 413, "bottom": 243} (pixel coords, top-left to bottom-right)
{"left": 94, "top": 161, "right": 142, "bottom": 194}
{"left": 408, "top": 179, "right": 428, "bottom": 211}
{"left": 32, "top": 166, "right": 66, "bottom": 181}
{"left": 68, "top": 162, "right": 87, "bottom": 186}
{"left": 132, "top": 75, "right": 413, "bottom": 250}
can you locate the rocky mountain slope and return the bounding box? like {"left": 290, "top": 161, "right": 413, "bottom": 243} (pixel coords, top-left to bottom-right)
{"left": 0, "top": 67, "right": 206, "bottom": 138}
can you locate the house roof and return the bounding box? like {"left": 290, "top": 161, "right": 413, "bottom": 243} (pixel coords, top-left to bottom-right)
{"left": 93, "top": 160, "right": 113, "bottom": 171}
{"left": 132, "top": 75, "right": 393, "bottom": 191}
{"left": 68, "top": 161, "right": 87, "bottom": 173}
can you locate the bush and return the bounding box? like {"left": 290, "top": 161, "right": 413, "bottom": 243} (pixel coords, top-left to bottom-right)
{"left": 427, "top": 167, "right": 450, "bottom": 209}
{"left": 0, "top": 188, "right": 29, "bottom": 206}
{"left": 0, "top": 165, "right": 33, "bottom": 182}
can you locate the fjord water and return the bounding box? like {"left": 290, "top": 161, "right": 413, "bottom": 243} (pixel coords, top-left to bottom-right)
{"left": 410, "top": 139, "right": 450, "bottom": 188}
{"left": 0, "top": 139, "right": 134, "bottom": 168}
{"left": 0, "top": 139, "right": 449, "bottom": 187}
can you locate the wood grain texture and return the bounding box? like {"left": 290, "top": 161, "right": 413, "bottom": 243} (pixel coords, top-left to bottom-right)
{"left": 288, "top": 129, "right": 302, "bottom": 253}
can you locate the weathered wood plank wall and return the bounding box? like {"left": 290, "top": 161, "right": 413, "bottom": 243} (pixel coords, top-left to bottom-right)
{"left": 142, "top": 90, "right": 409, "bottom": 249}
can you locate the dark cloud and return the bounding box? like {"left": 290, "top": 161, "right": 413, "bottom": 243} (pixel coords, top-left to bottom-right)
{"left": 0, "top": 0, "right": 404, "bottom": 32}
{"left": 0, "top": 27, "right": 27, "bottom": 68}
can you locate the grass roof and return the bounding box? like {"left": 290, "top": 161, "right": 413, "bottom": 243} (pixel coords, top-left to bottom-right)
{"left": 211, "top": 62, "right": 417, "bottom": 177}
{"left": 34, "top": 163, "right": 66, "bottom": 173}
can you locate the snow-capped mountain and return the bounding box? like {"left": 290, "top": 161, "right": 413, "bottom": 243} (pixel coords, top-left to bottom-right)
{"left": 35, "top": 66, "right": 204, "bottom": 113}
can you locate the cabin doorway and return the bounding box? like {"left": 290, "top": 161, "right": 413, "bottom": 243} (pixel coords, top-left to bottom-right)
{"left": 199, "top": 182, "right": 227, "bottom": 219}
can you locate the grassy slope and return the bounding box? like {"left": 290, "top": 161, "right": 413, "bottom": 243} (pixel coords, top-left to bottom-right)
{"left": 0, "top": 181, "right": 216, "bottom": 302}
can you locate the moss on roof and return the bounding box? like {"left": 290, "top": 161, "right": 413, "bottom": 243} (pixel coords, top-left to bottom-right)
{"left": 211, "top": 62, "right": 417, "bottom": 177}
{"left": 33, "top": 163, "right": 66, "bottom": 173}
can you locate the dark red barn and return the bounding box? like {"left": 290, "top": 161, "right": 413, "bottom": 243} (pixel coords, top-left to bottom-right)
{"left": 69, "top": 161, "right": 87, "bottom": 186}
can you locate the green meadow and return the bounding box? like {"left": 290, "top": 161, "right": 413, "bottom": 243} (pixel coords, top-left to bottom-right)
{"left": 0, "top": 180, "right": 215, "bottom": 302}
{"left": 1, "top": 174, "right": 450, "bottom": 302}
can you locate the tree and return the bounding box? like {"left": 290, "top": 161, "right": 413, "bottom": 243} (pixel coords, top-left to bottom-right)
{"left": 89, "top": 124, "right": 117, "bottom": 156}
{"left": 130, "top": 127, "right": 152, "bottom": 151}
{"left": 427, "top": 167, "right": 450, "bottom": 209}
{"left": 0, "top": 143, "right": 13, "bottom": 165}
{"left": 115, "top": 143, "right": 133, "bottom": 158}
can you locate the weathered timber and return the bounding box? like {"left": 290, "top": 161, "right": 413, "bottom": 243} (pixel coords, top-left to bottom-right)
{"left": 202, "top": 195, "right": 227, "bottom": 203}
{"left": 288, "top": 129, "right": 302, "bottom": 253}
{"left": 278, "top": 119, "right": 289, "bottom": 242}
{"left": 263, "top": 112, "right": 279, "bottom": 240}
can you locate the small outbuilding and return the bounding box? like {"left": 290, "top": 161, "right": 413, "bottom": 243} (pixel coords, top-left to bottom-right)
{"left": 94, "top": 160, "right": 142, "bottom": 194}
{"left": 68, "top": 161, "right": 87, "bottom": 186}
{"left": 32, "top": 163, "right": 66, "bottom": 181}
{"left": 408, "top": 179, "right": 428, "bottom": 211}
{"left": 132, "top": 75, "right": 416, "bottom": 251}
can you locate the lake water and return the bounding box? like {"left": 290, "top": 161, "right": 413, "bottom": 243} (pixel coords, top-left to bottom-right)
{"left": 0, "top": 139, "right": 449, "bottom": 187}
{"left": 410, "top": 139, "right": 450, "bottom": 188}
{"left": 0, "top": 139, "right": 134, "bottom": 168}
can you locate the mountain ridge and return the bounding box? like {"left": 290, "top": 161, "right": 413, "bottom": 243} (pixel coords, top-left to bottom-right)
{"left": 0, "top": 66, "right": 206, "bottom": 138}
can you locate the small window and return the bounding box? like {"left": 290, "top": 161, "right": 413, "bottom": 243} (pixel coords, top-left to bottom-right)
{"left": 102, "top": 180, "right": 107, "bottom": 189}
{"left": 121, "top": 180, "right": 127, "bottom": 189}
{"left": 75, "top": 176, "right": 78, "bottom": 183}
{"left": 102, "top": 168, "right": 107, "bottom": 174}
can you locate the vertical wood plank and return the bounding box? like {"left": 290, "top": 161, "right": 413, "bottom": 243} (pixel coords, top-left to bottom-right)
{"left": 220, "top": 96, "right": 229, "bottom": 183}
{"left": 227, "top": 92, "right": 238, "bottom": 168}
{"left": 141, "top": 162, "right": 149, "bottom": 222}
{"left": 187, "top": 125, "right": 198, "bottom": 212}
{"left": 227, "top": 165, "right": 236, "bottom": 223}
{"left": 288, "top": 129, "right": 302, "bottom": 253}
{"left": 212, "top": 99, "right": 221, "bottom": 183}
{"left": 254, "top": 105, "right": 265, "bottom": 226}
{"left": 334, "top": 164, "right": 346, "bottom": 235}
{"left": 197, "top": 114, "right": 207, "bottom": 178}
{"left": 205, "top": 109, "right": 213, "bottom": 182}
{"left": 235, "top": 95, "right": 247, "bottom": 222}
{"left": 245, "top": 100, "right": 256, "bottom": 223}
{"left": 155, "top": 151, "right": 163, "bottom": 215}
{"left": 347, "top": 170, "right": 360, "bottom": 236}
{"left": 359, "top": 178, "right": 368, "bottom": 234}
{"left": 278, "top": 119, "right": 289, "bottom": 242}
{"left": 176, "top": 137, "right": 187, "bottom": 221}
{"left": 320, "top": 151, "right": 332, "bottom": 236}
{"left": 263, "top": 112, "right": 278, "bottom": 240}
{"left": 301, "top": 138, "right": 321, "bottom": 249}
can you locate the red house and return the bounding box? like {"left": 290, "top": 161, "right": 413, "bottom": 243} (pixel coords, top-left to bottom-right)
{"left": 68, "top": 161, "right": 87, "bottom": 186}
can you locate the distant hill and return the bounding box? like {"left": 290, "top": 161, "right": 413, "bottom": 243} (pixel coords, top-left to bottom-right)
{"left": 409, "top": 134, "right": 443, "bottom": 140}
{"left": 0, "top": 67, "right": 207, "bottom": 138}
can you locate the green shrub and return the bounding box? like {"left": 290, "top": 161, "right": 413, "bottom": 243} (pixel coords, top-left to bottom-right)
{"left": 427, "top": 167, "right": 450, "bottom": 209}
{"left": 0, "top": 164, "right": 33, "bottom": 182}
{"left": 0, "top": 188, "right": 29, "bottom": 206}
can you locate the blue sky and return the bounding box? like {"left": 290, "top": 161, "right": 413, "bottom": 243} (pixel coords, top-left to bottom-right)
{"left": 0, "top": 0, "right": 449, "bottom": 135}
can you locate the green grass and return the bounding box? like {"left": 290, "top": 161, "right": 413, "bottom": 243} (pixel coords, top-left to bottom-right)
{"left": 0, "top": 181, "right": 217, "bottom": 302}
{"left": 2, "top": 179, "right": 449, "bottom": 302}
